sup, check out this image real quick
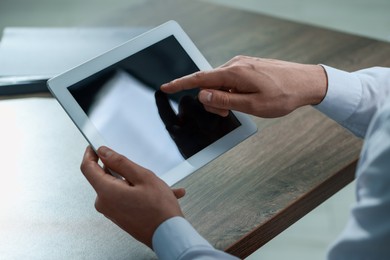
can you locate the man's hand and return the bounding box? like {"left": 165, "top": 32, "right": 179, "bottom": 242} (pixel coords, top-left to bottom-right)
{"left": 161, "top": 56, "right": 328, "bottom": 118}
{"left": 80, "top": 146, "right": 185, "bottom": 248}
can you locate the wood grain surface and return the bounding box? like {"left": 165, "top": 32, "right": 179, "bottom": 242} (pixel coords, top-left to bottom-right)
{"left": 2, "top": 0, "right": 390, "bottom": 259}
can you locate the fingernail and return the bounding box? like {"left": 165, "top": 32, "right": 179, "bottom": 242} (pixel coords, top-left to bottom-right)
{"left": 199, "top": 90, "right": 212, "bottom": 103}
{"left": 99, "top": 146, "right": 113, "bottom": 158}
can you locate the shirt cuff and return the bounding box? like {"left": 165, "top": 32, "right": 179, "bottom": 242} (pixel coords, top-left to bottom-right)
{"left": 152, "top": 216, "right": 213, "bottom": 260}
{"left": 315, "top": 65, "right": 362, "bottom": 123}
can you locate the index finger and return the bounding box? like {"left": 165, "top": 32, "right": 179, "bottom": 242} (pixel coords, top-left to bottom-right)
{"left": 160, "top": 68, "right": 231, "bottom": 94}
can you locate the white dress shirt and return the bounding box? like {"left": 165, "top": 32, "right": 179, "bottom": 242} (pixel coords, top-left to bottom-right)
{"left": 152, "top": 65, "right": 390, "bottom": 259}
{"left": 317, "top": 65, "right": 390, "bottom": 260}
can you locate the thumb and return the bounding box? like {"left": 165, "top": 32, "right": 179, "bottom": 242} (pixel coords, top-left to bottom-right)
{"left": 172, "top": 188, "right": 186, "bottom": 199}
{"left": 198, "top": 89, "right": 247, "bottom": 112}
{"left": 97, "top": 146, "right": 146, "bottom": 184}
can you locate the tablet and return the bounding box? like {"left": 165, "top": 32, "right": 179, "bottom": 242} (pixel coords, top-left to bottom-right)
{"left": 48, "top": 21, "right": 257, "bottom": 186}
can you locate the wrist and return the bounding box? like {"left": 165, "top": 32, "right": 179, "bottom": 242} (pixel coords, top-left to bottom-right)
{"left": 304, "top": 64, "right": 328, "bottom": 106}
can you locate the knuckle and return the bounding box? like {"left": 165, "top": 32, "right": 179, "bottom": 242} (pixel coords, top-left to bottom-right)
{"left": 80, "top": 161, "right": 86, "bottom": 172}
{"left": 224, "top": 56, "right": 242, "bottom": 67}
{"left": 230, "top": 55, "right": 240, "bottom": 63}
{"left": 143, "top": 170, "right": 158, "bottom": 182}
{"left": 228, "top": 56, "right": 255, "bottom": 72}
{"left": 231, "top": 55, "right": 251, "bottom": 64}
{"left": 234, "top": 64, "right": 246, "bottom": 73}
{"left": 94, "top": 197, "right": 104, "bottom": 213}
{"left": 232, "top": 55, "right": 245, "bottom": 62}
{"left": 193, "top": 71, "right": 207, "bottom": 83}
{"left": 113, "top": 154, "right": 128, "bottom": 169}
{"left": 80, "top": 161, "right": 92, "bottom": 173}
{"left": 226, "top": 64, "right": 246, "bottom": 78}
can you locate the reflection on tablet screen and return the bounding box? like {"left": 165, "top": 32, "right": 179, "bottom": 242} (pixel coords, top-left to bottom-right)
{"left": 68, "top": 36, "right": 240, "bottom": 177}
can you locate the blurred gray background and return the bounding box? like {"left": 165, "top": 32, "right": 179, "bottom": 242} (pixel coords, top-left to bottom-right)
{"left": 1, "top": 0, "right": 389, "bottom": 259}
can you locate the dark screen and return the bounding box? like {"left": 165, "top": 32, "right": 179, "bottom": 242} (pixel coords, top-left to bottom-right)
{"left": 68, "top": 36, "right": 240, "bottom": 176}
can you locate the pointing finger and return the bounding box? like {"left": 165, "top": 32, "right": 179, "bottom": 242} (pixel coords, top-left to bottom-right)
{"left": 161, "top": 69, "right": 231, "bottom": 94}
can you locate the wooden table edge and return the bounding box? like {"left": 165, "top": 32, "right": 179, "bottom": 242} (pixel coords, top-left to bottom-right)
{"left": 225, "top": 159, "right": 358, "bottom": 259}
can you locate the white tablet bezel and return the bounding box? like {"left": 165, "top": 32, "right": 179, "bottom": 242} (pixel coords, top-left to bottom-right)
{"left": 48, "top": 20, "right": 257, "bottom": 186}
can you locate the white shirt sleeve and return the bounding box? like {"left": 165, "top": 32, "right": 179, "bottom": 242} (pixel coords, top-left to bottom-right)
{"left": 316, "top": 65, "right": 390, "bottom": 259}
{"left": 327, "top": 98, "right": 390, "bottom": 260}
{"left": 152, "top": 216, "right": 238, "bottom": 260}
{"left": 315, "top": 65, "right": 390, "bottom": 137}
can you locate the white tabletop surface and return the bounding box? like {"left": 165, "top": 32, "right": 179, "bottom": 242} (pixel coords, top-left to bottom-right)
{"left": 0, "top": 97, "right": 155, "bottom": 259}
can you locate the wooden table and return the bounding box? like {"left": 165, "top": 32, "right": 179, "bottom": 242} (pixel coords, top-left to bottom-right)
{"left": 1, "top": 0, "right": 389, "bottom": 259}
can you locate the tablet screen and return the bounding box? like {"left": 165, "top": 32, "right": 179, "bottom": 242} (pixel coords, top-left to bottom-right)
{"left": 68, "top": 35, "right": 240, "bottom": 177}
